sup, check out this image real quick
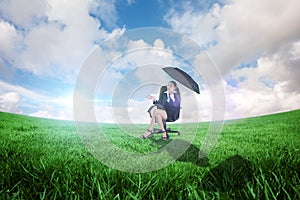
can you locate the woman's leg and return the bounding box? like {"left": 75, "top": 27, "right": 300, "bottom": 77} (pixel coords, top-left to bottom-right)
{"left": 153, "top": 109, "right": 167, "bottom": 121}
{"left": 153, "top": 109, "right": 168, "bottom": 139}
{"left": 147, "top": 115, "right": 156, "bottom": 131}
{"left": 140, "top": 108, "right": 167, "bottom": 139}
{"left": 140, "top": 107, "right": 158, "bottom": 138}
{"left": 155, "top": 114, "right": 165, "bottom": 131}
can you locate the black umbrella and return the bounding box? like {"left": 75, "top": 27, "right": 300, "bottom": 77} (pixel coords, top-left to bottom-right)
{"left": 163, "top": 67, "right": 200, "bottom": 94}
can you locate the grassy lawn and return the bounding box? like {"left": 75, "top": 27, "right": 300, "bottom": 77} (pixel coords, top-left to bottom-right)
{"left": 0, "top": 110, "right": 299, "bottom": 199}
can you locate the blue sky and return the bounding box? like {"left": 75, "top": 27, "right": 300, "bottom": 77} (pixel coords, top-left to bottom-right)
{"left": 116, "top": 0, "right": 169, "bottom": 29}
{"left": 114, "top": 0, "right": 225, "bottom": 29}
{"left": 0, "top": 0, "right": 300, "bottom": 122}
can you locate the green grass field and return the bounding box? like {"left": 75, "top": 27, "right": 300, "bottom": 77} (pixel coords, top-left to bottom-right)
{"left": 0, "top": 110, "right": 300, "bottom": 199}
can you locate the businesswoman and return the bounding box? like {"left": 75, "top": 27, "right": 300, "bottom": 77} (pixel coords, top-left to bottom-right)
{"left": 140, "top": 81, "right": 180, "bottom": 141}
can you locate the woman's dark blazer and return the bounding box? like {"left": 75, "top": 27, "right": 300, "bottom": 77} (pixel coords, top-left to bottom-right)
{"left": 153, "top": 86, "right": 181, "bottom": 122}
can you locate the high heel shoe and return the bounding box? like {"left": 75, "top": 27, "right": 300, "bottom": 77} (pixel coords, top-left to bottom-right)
{"left": 162, "top": 130, "right": 168, "bottom": 141}
{"left": 140, "top": 129, "right": 153, "bottom": 139}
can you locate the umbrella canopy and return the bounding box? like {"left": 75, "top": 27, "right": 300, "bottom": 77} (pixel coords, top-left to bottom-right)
{"left": 162, "top": 67, "right": 200, "bottom": 94}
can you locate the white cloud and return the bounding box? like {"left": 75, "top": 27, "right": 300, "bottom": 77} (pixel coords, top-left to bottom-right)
{"left": 153, "top": 39, "right": 165, "bottom": 49}
{"left": 18, "top": 0, "right": 113, "bottom": 80}
{"left": 289, "top": 41, "right": 300, "bottom": 61}
{"left": 165, "top": 3, "right": 220, "bottom": 47}
{"left": 126, "top": 0, "right": 135, "bottom": 6}
{"left": 225, "top": 44, "right": 300, "bottom": 119}
{"left": 0, "top": 20, "right": 21, "bottom": 60}
{"left": 127, "top": 99, "right": 150, "bottom": 124}
{"left": 225, "top": 81, "right": 300, "bottom": 119}
{"left": 94, "top": 38, "right": 180, "bottom": 97}
{"left": 166, "top": 0, "right": 300, "bottom": 73}
{"left": 0, "top": 80, "right": 45, "bottom": 100}
{"left": 0, "top": 92, "right": 22, "bottom": 114}
{"left": 28, "top": 101, "right": 73, "bottom": 121}
{"left": 30, "top": 94, "right": 74, "bottom": 120}
{"left": 127, "top": 39, "right": 150, "bottom": 51}
{"left": 134, "top": 65, "right": 169, "bottom": 84}
{"left": 0, "top": 0, "right": 47, "bottom": 28}
{"left": 165, "top": 0, "right": 300, "bottom": 119}
{"left": 95, "top": 104, "right": 114, "bottom": 123}
{"left": 0, "top": 80, "right": 74, "bottom": 120}
{"left": 0, "top": 0, "right": 125, "bottom": 121}
{"left": 90, "top": 0, "right": 118, "bottom": 29}
{"left": 0, "top": 0, "right": 124, "bottom": 83}
{"left": 121, "top": 39, "right": 176, "bottom": 73}
{"left": 29, "top": 108, "right": 72, "bottom": 120}
{"left": 231, "top": 41, "right": 300, "bottom": 93}
{"left": 211, "top": 0, "right": 300, "bottom": 72}
{"left": 29, "top": 110, "right": 53, "bottom": 119}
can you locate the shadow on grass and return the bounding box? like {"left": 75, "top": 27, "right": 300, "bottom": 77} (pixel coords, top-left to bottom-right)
{"left": 152, "top": 138, "right": 210, "bottom": 167}
{"left": 151, "top": 137, "right": 253, "bottom": 191}
{"left": 199, "top": 155, "right": 254, "bottom": 192}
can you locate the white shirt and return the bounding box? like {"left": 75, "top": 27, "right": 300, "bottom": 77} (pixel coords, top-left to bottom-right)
{"left": 164, "top": 90, "right": 176, "bottom": 102}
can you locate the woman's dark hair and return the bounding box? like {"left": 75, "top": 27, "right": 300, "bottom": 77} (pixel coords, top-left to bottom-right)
{"left": 168, "top": 81, "right": 180, "bottom": 102}
{"left": 168, "top": 81, "right": 177, "bottom": 88}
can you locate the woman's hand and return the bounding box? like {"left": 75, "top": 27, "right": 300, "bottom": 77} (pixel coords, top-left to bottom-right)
{"left": 147, "top": 95, "right": 156, "bottom": 101}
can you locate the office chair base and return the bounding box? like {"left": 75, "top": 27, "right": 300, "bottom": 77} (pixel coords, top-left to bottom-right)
{"left": 152, "top": 128, "right": 180, "bottom": 136}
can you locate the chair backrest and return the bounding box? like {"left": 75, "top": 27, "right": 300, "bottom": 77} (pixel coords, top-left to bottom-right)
{"left": 158, "top": 86, "right": 167, "bottom": 101}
